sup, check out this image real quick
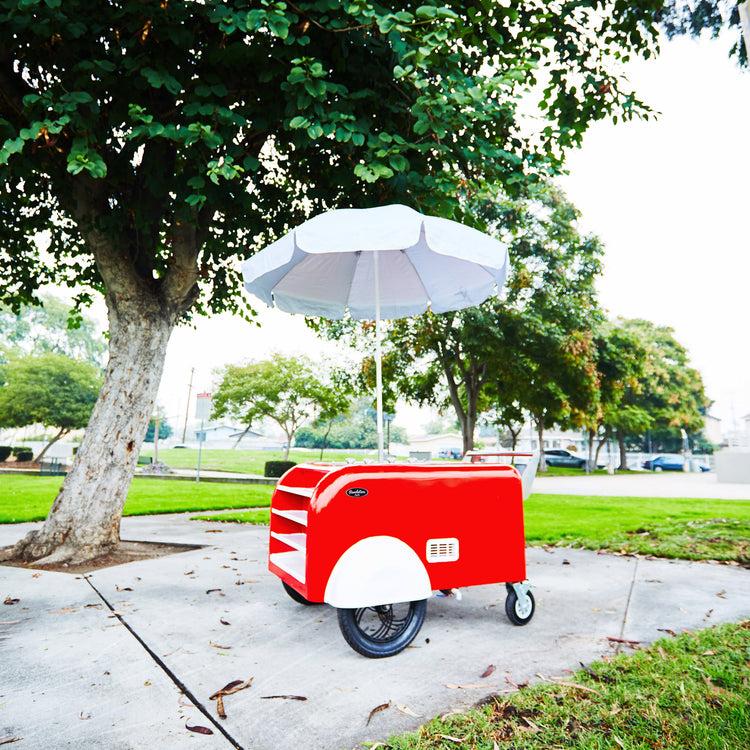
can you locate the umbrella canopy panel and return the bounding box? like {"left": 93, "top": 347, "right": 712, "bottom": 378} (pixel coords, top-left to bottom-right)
{"left": 242, "top": 204, "right": 509, "bottom": 320}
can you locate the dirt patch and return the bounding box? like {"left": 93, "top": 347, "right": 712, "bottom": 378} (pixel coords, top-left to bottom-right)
{"left": 0, "top": 539, "right": 204, "bottom": 574}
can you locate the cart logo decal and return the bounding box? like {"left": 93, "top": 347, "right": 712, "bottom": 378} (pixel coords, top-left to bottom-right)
{"left": 345, "top": 487, "right": 368, "bottom": 498}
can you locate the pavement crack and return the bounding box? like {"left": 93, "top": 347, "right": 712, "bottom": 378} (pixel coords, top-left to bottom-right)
{"left": 616, "top": 558, "right": 640, "bottom": 655}
{"left": 83, "top": 575, "right": 245, "bottom": 749}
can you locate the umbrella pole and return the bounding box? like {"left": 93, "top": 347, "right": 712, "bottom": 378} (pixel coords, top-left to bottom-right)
{"left": 374, "top": 250, "right": 385, "bottom": 461}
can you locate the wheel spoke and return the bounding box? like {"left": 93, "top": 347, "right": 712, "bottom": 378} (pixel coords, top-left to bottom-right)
{"left": 354, "top": 604, "right": 413, "bottom": 642}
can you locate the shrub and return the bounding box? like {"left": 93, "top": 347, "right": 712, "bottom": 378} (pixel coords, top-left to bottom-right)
{"left": 264, "top": 460, "right": 296, "bottom": 478}
{"left": 13, "top": 448, "right": 33, "bottom": 462}
{"left": 0, "top": 446, "right": 12, "bottom": 462}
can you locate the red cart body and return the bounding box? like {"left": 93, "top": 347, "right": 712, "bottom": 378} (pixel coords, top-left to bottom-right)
{"left": 269, "top": 462, "right": 528, "bottom": 608}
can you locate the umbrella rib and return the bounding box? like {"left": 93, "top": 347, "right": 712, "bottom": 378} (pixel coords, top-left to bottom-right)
{"left": 400, "top": 248, "right": 431, "bottom": 311}
{"left": 342, "top": 250, "right": 361, "bottom": 316}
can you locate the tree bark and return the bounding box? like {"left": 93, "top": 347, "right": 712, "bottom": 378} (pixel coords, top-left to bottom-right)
{"left": 616, "top": 430, "right": 627, "bottom": 470}
{"left": 12, "top": 291, "right": 177, "bottom": 564}
{"left": 535, "top": 416, "right": 546, "bottom": 472}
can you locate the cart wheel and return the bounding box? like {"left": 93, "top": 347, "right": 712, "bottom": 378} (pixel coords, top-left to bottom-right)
{"left": 337, "top": 600, "right": 426, "bottom": 658}
{"left": 505, "top": 585, "right": 535, "bottom": 626}
{"left": 282, "top": 580, "right": 318, "bottom": 606}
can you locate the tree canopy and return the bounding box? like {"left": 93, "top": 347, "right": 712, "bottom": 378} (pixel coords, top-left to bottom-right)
{"left": 0, "top": 294, "right": 106, "bottom": 366}
{"left": 337, "top": 184, "right": 606, "bottom": 456}
{"left": 0, "top": 352, "right": 102, "bottom": 461}
{"left": 0, "top": 0, "right": 667, "bottom": 563}
{"left": 211, "top": 354, "right": 349, "bottom": 459}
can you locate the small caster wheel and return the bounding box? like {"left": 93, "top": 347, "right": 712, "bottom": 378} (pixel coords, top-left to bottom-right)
{"left": 505, "top": 583, "right": 535, "bottom": 626}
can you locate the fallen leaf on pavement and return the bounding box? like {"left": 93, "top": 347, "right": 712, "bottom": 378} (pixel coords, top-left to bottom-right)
{"left": 3, "top": 597, "right": 19, "bottom": 605}
{"left": 260, "top": 695, "right": 307, "bottom": 701}
{"left": 657, "top": 628, "right": 677, "bottom": 637}
{"left": 115, "top": 585, "right": 133, "bottom": 591}
{"left": 215, "top": 695, "right": 226, "bottom": 719}
{"left": 77, "top": 712, "right": 91, "bottom": 720}
{"left": 0, "top": 620, "right": 21, "bottom": 625}
{"left": 366, "top": 701, "right": 391, "bottom": 726}
{"left": 206, "top": 589, "right": 224, "bottom": 596}
{"left": 220, "top": 618, "right": 231, "bottom": 625}
{"left": 209, "top": 678, "right": 253, "bottom": 699}
{"left": 446, "top": 683, "right": 497, "bottom": 690}
{"left": 607, "top": 637, "right": 640, "bottom": 645}
{"left": 185, "top": 720, "right": 213, "bottom": 735}
{"left": 51, "top": 608, "right": 77, "bottom": 614}
{"left": 209, "top": 641, "right": 231, "bottom": 650}
{"left": 716, "top": 589, "right": 727, "bottom": 599}
{"left": 480, "top": 664, "right": 496, "bottom": 678}
{"left": 396, "top": 703, "right": 421, "bottom": 717}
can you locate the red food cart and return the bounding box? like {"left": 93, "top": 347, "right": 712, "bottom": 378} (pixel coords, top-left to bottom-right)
{"left": 269, "top": 454, "right": 538, "bottom": 658}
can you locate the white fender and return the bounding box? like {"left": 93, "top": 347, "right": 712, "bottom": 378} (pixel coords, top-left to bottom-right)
{"left": 324, "top": 536, "right": 430, "bottom": 609}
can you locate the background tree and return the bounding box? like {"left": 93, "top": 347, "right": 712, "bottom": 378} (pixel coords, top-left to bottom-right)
{"left": 581, "top": 321, "right": 650, "bottom": 470}
{"left": 0, "top": 295, "right": 106, "bottom": 366}
{"left": 344, "top": 184, "right": 605, "bottom": 457}
{"left": 618, "top": 318, "right": 708, "bottom": 453}
{"left": 660, "top": 0, "right": 749, "bottom": 66}
{"left": 144, "top": 417, "right": 173, "bottom": 444}
{"left": 0, "top": 0, "right": 664, "bottom": 563}
{"left": 295, "top": 398, "right": 408, "bottom": 455}
{"left": 0, "top": 353, "right": 101, "bottom": 462}
{"left": 211, "top": 354, "right": 348, "bottom": 460}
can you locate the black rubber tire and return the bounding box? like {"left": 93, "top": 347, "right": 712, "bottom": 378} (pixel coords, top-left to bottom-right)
{"left": 505, "top": 586, "right": 535, "bottom": 626}
{"left": 282, "top": 580, "right": 318, "bottom": 605}
{"left": 337, "top": 600, "right": 427, "bottom": 658}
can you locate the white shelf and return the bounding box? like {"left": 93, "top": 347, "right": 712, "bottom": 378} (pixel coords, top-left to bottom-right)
{"left": 271, "top": 508, "right": 308, "bottom": 526}
{"left": 276, "top": 484, "right": 314, "bottom": 498}
{"left": 270, "top": 532, "right": 307, "bottom": 553}
{"left": 270, "top": 550, "right": 305, "bottom": 583}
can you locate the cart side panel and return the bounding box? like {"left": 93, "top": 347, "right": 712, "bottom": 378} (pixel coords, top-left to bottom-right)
{"left": 304, "top": 464, "right": 527, "bottom": 603}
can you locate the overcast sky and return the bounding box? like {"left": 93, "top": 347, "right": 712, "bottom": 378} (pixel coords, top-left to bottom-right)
{"left": 149, "top": 34, "right": 749, "bottom": 436}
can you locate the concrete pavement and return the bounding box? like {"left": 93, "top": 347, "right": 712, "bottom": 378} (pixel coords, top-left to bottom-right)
{"left": 1, "top": 503, "right": 749, "bottom": 750}
{"left": 533, "top": 469, "right": 750, "bottom": 499}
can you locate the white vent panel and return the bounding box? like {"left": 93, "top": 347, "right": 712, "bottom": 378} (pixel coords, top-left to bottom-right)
{"left": 426, "top": 538, "right": 459, "bottom": 563}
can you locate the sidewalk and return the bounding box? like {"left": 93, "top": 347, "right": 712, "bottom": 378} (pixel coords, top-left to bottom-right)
{"left": 533, "top": 470, "right": 750, "bottom": 499}
{"left": 1, "top": 512, "right": 748, "bottom": 749}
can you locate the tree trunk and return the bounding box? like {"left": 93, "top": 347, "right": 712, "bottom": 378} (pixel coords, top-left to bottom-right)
{"left": 32, "top": 426, "right": 69, "bottom": 464}
{"left": 535, "top": 416, "right": 546, "bottom": 472}
{"left": 617, "top": 430, "right": 628, "bottom": 470}
{"left": 12, "top": 293, "right": 175, "bottom": 564}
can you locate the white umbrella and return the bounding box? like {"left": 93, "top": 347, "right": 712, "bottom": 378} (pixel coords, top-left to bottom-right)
{"left": 242, "top": 204, "right": 509, "bottom": 459}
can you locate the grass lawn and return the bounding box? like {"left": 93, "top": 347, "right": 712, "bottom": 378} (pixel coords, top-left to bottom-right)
{"left": 137, "top": 447, "right": 374, "bottom": 474}
{"left": 0, "top": 475, "right": 273, "bottom": 523}
{"left": 385, "top": 621, "right": 750, "bottom": 750}
{"left": 525, "top": 493, "right": 750, "bottom": 563}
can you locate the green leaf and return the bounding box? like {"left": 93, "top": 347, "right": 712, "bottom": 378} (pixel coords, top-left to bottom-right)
{"left": 388, "top": 153, "right": 409, "bottom": 171}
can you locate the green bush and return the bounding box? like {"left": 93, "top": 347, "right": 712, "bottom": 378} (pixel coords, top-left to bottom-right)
{"left": 0, "top": 446, "right": 12, "bottom": 462}
{"left": 13, "top": 448, "right": 33, "bottom": 462}
{"left": 264, "top": 460, "right": 296, "bottom": 478}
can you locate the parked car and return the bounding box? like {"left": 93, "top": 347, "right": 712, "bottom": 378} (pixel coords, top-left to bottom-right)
{"left": 543, "top": 449, "right": 587, "bottom": 469}
{"left": 642, "top": 454, "right": 710, "bottom": 472}
{"left": 437, "top": 448, "right": 462, "bottom": 460}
